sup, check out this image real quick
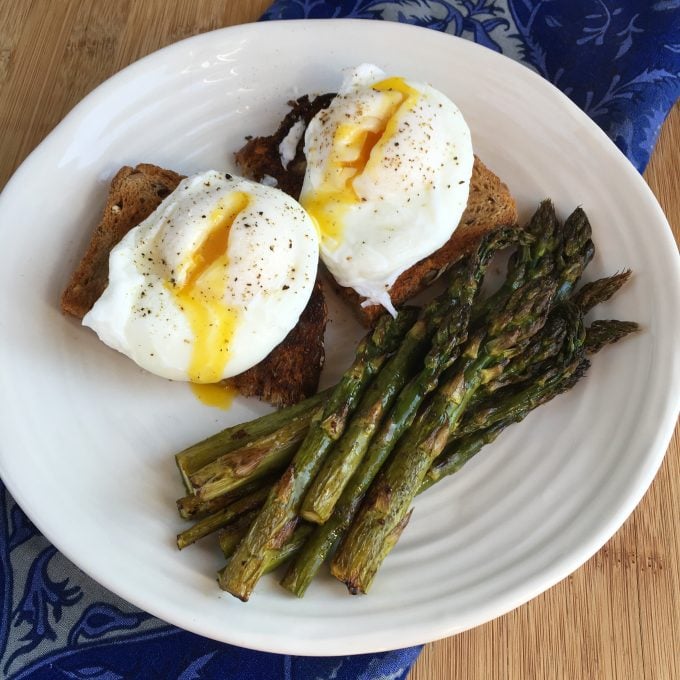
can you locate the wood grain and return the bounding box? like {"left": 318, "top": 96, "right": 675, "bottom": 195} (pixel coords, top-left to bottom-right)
{"left": 0, "top": 2, "right": 677, "bottom": 678}
{"left": 0, "top": 0, "right": 272, "bottom": 189}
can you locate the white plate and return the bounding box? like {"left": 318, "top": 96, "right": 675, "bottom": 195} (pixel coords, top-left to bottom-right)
{"left": 0, "top": 20, "right": 678, "bottom": 656}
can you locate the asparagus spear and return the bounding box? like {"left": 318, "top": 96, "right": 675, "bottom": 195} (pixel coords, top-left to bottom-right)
{"left": 175, "top": 389, "right": 327, "bottom": 490}
{"left": 176, "top": 486, "right": 269, "bottom": 550}
{"left": 188, "top": 414, "right": 313, "bottom": 501}
{"left": 585, "top": 319, "right": 639, "bottom": 354}
{"left": 297, "top": 325, "right": 427, "bottom": 525}
{"left": 177, "top": 476, "right": 273, "bottom": 521}
{"left": 331, "top": 276, "right": 555, "bottom": 594}
{"left": 572, "top": 270, "right": 632, "bottom": 314}
{"left": 473, "top": 284, "right": 626, "bottom": 402}
{"left": 553, "top": 207, "right": 595, "bottom": 302}
{"left": 421, "top": 362, "right": 590, "bottom": 491}
{"left": 472, "top": 201, "right": 592, "bottom": 327}
{"left": 514, "top": 199, "right": 562, "bottom": 283}
{"left": 299, "top": 242, "right": 504, "bottom": 525}
{"left": 436, "top": 356, "right": 590, "bottom": 463}
{"left": 183, "top": 318, "right": 639, "bottom": 550}
{"left": 263, "top": 524, "right": 314, "bottom": 572}
{"left": 218, "top": 510, "right": 259, "bottom": 558}
{"left": 452, "top": 318, "right": 636, "bottom": 440}
{"left": 472, "top": 200, "right": 560, "bottom": 323}
{"left": 218, "top": 308, "right": 419, "bottom": 601}
{"left": 280, "top": 315, "right": 637, "bottom": 594}
{"left": 283, "top": 229, "right": 521, "bottom": 594}
{"left": 480, "top": 269, "right": 629, "bottom": 396}
{"left": 479, "top": 310, "right": 570, "bottom": 393}
{"left": 217, "top": 524, "right": 314, "bottom": 580}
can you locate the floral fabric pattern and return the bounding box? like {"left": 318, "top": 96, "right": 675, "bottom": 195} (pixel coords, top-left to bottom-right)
{"left": 1, "top": 483, "right": 418, "bottom": 678}
{"left": 2, "top": 2, "right": 678, "bottom": 678}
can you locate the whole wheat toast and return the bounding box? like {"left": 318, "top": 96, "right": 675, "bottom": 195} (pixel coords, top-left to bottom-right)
{"left": 236, "top": 94, "right": 519, "bottom": 326}
{"left": 61, "top": 164, "right": 184, "bottom": 318}
{"left": 61, "top": 163, "right": 327, "bottom": 407}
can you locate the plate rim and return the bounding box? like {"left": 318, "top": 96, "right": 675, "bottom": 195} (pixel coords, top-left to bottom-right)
{"left": 1, "top": 18, "right": 679, "bottom": 656}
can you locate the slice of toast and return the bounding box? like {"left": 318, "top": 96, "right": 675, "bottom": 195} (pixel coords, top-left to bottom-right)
{"left": 235, "top": 95, "right": 519, "bottom": 326}
{"left": 235, "top": 93, "right": 336, "bottom": 201}
{"left": 61, "top": 163, "right": 327, "bottom": 406}
{"left": 61, "top": 164, "right": 184, "bottom": 318}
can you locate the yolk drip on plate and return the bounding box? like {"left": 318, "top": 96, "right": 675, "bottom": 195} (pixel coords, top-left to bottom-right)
{"left": 168, "top": 191, "right": 249, "bottom": 385}
{"left": 301, "top": 77, "right": 419, "bottom": 250}
{"left": 190, "top": 381, "right": 238, "bottom": 409}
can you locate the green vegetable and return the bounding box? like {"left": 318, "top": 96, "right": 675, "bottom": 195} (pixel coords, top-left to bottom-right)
{"left": 218, "top": 309, "right": 419, "bottom": 601}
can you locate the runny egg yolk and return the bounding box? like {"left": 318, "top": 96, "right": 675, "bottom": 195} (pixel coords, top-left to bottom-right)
{"left": 301, "top": 77, "right": 419, "bottom": 250}
{"left": 168, "top": 191, "right": 249, "bottom": 384}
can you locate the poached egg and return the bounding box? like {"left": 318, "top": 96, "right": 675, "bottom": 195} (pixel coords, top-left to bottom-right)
{"left": 300, "top": 64, "right": 474, "bottom": 314}
{"left": 83, "top": 171, "right": 319, "bottom": 383}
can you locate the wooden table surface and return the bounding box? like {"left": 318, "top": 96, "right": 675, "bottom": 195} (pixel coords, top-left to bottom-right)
{"left": 1, "top": 2, "right": 678, "bottom": 678}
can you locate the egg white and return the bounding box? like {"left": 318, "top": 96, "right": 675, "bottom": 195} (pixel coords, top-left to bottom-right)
{"left": 83, "top": 171, "right": 319, "bottom": 382}
{"left": 300, "top": 64, "right": 474, "bottom": 314}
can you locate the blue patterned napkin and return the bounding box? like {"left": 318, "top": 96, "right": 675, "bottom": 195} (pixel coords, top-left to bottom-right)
{"left": 1, "top": 2, "right": 678, "bottom": 679}
{"left": 263, "top": 0, "right": 680, "bottom": 171}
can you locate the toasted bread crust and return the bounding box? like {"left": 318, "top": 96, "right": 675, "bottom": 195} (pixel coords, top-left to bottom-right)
{"left": 235, "top": 96, "right": 519, "bottom": 327}
{"left": 61, "top": 163, "right": 327, "bottom": 406}
{"left": 60, "top": 164, "right": 184, "bottom": 319}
